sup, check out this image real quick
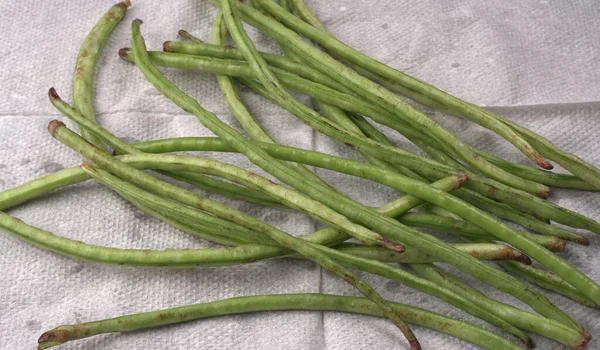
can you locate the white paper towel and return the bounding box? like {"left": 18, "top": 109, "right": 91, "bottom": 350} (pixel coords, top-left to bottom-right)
{"left": 1, "top": 1, "right": 599, "bottom": 349}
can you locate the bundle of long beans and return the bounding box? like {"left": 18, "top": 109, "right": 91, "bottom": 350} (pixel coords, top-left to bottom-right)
{"left": 2, "top": 1, "right": 600, "bottom": 349}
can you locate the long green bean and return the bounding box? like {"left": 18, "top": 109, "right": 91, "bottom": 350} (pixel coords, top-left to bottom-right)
{"left": 500, "top": 261, "right": 599, "bottom": 309}
{"left": 399, "top": 212, "right": 566, "bottom": 252}
{"left": 0, "top": 193, "right": 531, "bottom": 269}
{"left": 0, "top": 210, "right": 273, "bottom": 267}
{"left": 72, "top": 1, "right": 130, "bottom": 148}
{"left": 334, "top": 243, "right": 530, "bottom": 264}
{"left": 37, "top": 293, "right": 521, "bottom": 350}
{"left": 452, "top": 188, "right": 589, "bottom": 245}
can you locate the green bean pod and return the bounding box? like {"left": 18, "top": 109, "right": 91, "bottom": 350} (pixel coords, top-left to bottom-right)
{"left": 73, "top": 1, "right": 130, "bottom": 148}
{"left": 37, "top": 294, "right": 522, "bottom": 350}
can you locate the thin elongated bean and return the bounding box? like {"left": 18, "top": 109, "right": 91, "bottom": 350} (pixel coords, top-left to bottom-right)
{"left": 452, "top": 188, "right": 589, "bottom": 245}
{"left": 476, "top": 150, "right": 598, "bottom": 191}
{"left": 129, "top": 20, "right": 590, "bottom": 328}
{"left": 0, "top": 210, "right": 275, "bottom": 267}
{"left": 502, "top": 117, "right": 600, "bottom": 189}
{"left": 0, "top": 167, "right": 89, "bottom": 211}
{"left": 0, "top": 195, "right": 526, "bottom": 269}
{"left": 210, "top": 11, "right": 339, "bottom": 195}
{"left": 500, "top": 261, "right": 598, "bottom": 309}
{"left": 38, "top": 294, "right": 521, "bottom": 350}
{"left": 398, "top": 212, "right": 566, "bottom": 252}
{"left": 73, "top": 1, "right": 130, "bottom": 148}
{"left": 298, "top": 243, "right": 532, "bottom": 264}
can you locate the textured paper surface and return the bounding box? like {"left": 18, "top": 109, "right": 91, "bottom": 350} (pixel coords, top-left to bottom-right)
{"left": 1, "top": 1, "right": 599, "bottom": 349}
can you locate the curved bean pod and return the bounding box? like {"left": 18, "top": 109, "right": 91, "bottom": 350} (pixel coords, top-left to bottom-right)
{"left": 73, "top": 1, "right": 130, "bottom": 148}
{"left": 37, "top": 294, "right": 521, "bottom": 350}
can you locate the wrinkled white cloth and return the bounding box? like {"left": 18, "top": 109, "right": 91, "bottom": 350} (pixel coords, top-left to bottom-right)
{"left": 1, "top": 1, "right": 599, "bottom": 349}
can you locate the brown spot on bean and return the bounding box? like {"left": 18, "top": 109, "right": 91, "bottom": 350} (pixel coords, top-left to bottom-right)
{"left": 377, "top": 237, "right": 405, "bottom": 253}
{"left": 157, "top": 313, "right": 176, "bottom": 320}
